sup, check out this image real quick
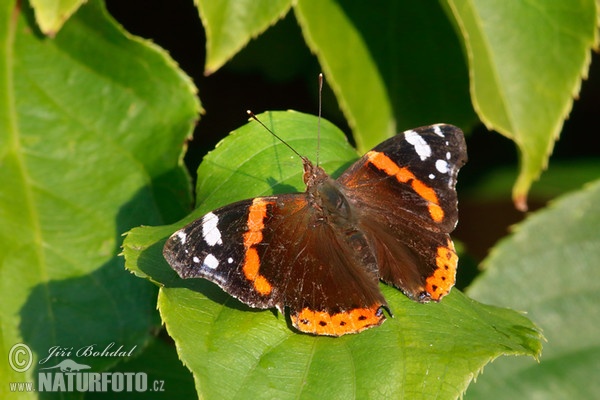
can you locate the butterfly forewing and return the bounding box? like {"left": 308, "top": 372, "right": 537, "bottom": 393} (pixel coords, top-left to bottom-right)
{"left": 337, "top": 124, "right": 467, "bottom": 301}
{"left": 163, "top": 199, "right": 280, "bottom": 309}
{"left": 338, "top": 124, "right": 466, "bottom": 233}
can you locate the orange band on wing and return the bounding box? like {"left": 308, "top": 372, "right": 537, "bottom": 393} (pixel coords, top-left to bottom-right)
{"left": 425, "top": 239, "right": 458, "bottom": 300}
{"left": 367, "top": 151, "right": 444, "bottom": 222}
{"left": 242, "top": 198, "right": 274, "bottom": 296}
{"left": 291, "top": 305, "right": 385, "bottom": 336}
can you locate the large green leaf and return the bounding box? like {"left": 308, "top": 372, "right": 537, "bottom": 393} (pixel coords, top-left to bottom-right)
{"left": 124, "top": 111, "right": 542, "bottom": 400}
{"left": 465, "top": 179, "right": 600, "bottom": 399}
{"left": 0, "top": 0, "right": 199, "bottom": 395}
{"left": 197, "top": 0, "right": 293, "bottom": 74}
{"left": 446, "top": 0, "right": 598, "bottom": 209}
{"left": 294, "top": 0, "right": 475, "bottom": 152}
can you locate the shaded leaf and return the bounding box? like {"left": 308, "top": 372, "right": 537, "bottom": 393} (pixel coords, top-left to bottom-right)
{"left": 197, "top": 0, "right": 293, "bottom": 74}
{"left": 465, "top": 179, "right": 600, "bottom": 399}
{"left": 224, "top": 12, "right": 317, "bottom": 83}
{"left": 446, "top": 0, "right": 598, "bottom": 209}
{"left": 86, "top": 337, "right": 196, "bottom": 400}
{"left": 124, "top": 111, "right": 541, "bottom": 400}
{"left": 0, "top": 0, "right": 199, "bottom": 392}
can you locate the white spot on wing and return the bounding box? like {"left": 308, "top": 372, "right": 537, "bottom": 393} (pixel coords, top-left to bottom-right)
{"left": 227, "top": 257, "right": 234, "bottom": 264}
{"left": 429, "top": 173, "right": 435, "bottom": 179}
{"left": 202, "top": 212, "right": 222, "bottom": 246}
{"left": 175, "top": 231, "right": 187, "bottom": 244}
{"left": 446, "top": 151, "right": 451, "bottom": 160}
{"left": 433, "top": 125, "right": 445, "bottom": 137}
{"left": 193, "top": 256, "right": 200, "bottom": 263}
{"left": 203, "top": 254, "right": 219, "bottom": 269}
{"left": 436, "top": 159, "right": 449, "bottom": 174}
{"left": 405, "top": 130, "right": 431, "bottom": 161}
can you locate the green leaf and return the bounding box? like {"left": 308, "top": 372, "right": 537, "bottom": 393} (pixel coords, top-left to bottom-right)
{"left": 465, "top": 179, "right": 600, "bottom": 399}
{"left": 224, "top": 13, "right": 315, "bottom": 83}
{"left": 0, "top": 0, "right": 199, "bottom": 391}
{"left": 124, "top": 111, "right": 542, "bottom": 399}
{"left": 446, "top": 0, "right": 598, "bottom": 209}
{"left": 294, "top": 0, "right": 475, "bottom": 152}
{"left": 159, "top": 286, "right": 540, "bottom": 399}
{"left": 30, "top": 0, "right": 86, "bottom": 35}
{"left": 197, "top": 0, "right": 294, "bottom": 74}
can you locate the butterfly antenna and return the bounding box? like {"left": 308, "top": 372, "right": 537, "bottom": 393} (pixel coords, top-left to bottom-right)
{"left": 246, "top": 110, "right": 305, "bottom": 161}
{"left": 316, "top": 73, "right": 323, "bottom": 166}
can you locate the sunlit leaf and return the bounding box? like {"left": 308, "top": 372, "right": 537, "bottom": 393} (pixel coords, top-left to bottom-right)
{"left": 446, "top": 0, "right": 598, "bottom": 209}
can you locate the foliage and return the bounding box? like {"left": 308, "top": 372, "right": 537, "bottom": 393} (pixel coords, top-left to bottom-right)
{"left": 1, "top": 0, "right": 597, "bottom": 399}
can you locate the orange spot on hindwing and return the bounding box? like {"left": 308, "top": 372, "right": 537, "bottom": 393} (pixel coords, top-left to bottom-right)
{"left": 291, "top": 305, "right": 385, "bottom": 336}
{"left": 425, "top": 239, "right": 458, "bottom": 300}
{"left": 366, "top": 151, "right": 444, "bottom": 222}
{"left": 242, "top": 199, "right": 274, "bottom": 296}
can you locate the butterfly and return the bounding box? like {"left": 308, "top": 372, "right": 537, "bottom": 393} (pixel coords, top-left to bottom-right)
{"left": 163, "top": 121, "right": 467, "bottom": 336}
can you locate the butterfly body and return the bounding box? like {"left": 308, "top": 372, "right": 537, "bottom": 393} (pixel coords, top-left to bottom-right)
{"left": 163, "top": 124, "right": 467, "bottom": 336}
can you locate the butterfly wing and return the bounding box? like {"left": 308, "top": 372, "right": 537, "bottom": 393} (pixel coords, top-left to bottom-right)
{"left": 163, "top": 199, "right": 280, "bottom": 309}
{"left": 337, "top": 124, "right": 467, "bottom": 302}
{"left": 163, "top": 194, "right": 387, "bottom": 336}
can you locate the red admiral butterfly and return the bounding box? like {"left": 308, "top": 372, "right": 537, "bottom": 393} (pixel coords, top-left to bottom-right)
{"left": 163, "top": 122, "right": 467, "bottom": 336}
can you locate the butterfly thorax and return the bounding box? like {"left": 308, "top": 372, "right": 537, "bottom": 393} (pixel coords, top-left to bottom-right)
{"left": 302, "top": 158, "right": 354, "bottom": 227}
